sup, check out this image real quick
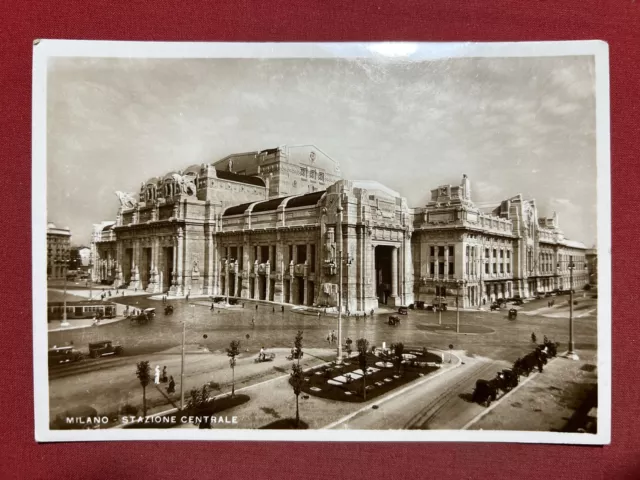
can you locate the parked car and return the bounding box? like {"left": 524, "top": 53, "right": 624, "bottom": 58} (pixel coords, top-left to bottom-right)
{"left": 512, "top": 298, "right": 524, "bottom": 306}
{"left": 388, "top": 315, "right": 401, "bottom": 325}
{"left": 415, "top": 301, "right": 426, "bottom": 310}
{"left": 398, "top": 306, "right": 408, "bottom": 315}
{"left": 88, "top": 340, "right": 124, "bottom": 358}
{"left": 490, "top": 302, "right": 501, "bottom": 311}
{"left": 48, "top": 346, "right": 83, "bottom": 366}
{"left": 431, "top": 296, "right": 448, "bottom": 311}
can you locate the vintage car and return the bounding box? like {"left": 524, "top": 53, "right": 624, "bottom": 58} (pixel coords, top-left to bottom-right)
{"left": 508, "top": 308, "right": 518, "bottom": 320}
{"left": 431, "top": 296, "right": 448, "bottom": 312}
{"left": 472, "top": 378, "right": 499, "bottom": 407}
{"left": 388, "top": 315, "right": 401, "bottom": 326}
{"left": 48, "top": 346, "right": 83, "bottom": 366}
{"left": 88, "top": 340, "right": 124, "bottom": 358}
{"left": 489, "top": 302, "right": 501, "bottom": 311}
{"left": 164, "top": 305, "right": 174, "bottom": 315}
{"left": 397, "top": 306, "right": 408, "bottom": 315}
{"left": 511, "top": 298, "right": 524, "bottom": 306}
{"left": 415, "top": 301, "right": 426, "bottom": 310}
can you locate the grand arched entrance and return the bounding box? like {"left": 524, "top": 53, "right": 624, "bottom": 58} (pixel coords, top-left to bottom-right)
{"left": 374, "top": 245, "right": 396, "bottom": 305}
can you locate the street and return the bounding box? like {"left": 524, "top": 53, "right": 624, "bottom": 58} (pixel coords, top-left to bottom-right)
{"left": 47, "top": 290, "right": 598, "bottom": 430}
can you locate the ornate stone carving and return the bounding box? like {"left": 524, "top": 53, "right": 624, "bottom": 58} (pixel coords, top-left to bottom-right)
{"left": 171, "top": 172, "right": 197, "bottom": 196}
{"left": 115, "top": 191, "right": 137, "bottom": 209}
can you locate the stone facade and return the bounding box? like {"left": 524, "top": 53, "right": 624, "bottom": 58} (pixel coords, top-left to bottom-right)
{"left": 91, "top": 221, "right": 117, "bottom": 284}
{"left": 47, "top": 222, "right": 71, "bottom": 279}
{"left": 99, "top": 146, "right": 589, "bottom": 311}
{"left": 412, "top": 175, "right": 589, "bottom": 307}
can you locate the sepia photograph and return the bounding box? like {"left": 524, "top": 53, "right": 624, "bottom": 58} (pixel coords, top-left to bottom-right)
{"left": 32, "top": 40, "right": 611, "bottom": 443}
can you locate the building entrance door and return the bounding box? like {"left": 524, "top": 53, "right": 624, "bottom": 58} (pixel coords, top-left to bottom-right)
{"left": 374, "top": 246, "right": 393, "bottom": 305}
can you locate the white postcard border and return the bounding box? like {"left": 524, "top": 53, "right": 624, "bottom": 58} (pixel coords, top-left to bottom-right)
{"left": 32, "top": 40, "right": 611, "bottom": 444}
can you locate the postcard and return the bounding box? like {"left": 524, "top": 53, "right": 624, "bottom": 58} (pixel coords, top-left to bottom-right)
{"left": 33, "top": 40, "right": 610, "bottom": 443}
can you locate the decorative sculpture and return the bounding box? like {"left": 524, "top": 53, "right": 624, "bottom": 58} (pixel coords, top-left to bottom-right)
{"left": 170, "top": 172, "right": 197, "bottom": 196}
{"left": 115, "top": 191, "right": 137, "bottom": 209}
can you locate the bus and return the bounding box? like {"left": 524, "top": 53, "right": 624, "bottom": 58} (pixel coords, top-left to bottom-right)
{"left": 47, "top": 300, "right": 117, "bottom": 322}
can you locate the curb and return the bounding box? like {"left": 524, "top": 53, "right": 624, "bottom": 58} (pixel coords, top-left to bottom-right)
{"left": 322, "top": 350, "right": 463, "bottom": 430}
{"left": 461, "top": 351, "right": 568, "bottom": 430}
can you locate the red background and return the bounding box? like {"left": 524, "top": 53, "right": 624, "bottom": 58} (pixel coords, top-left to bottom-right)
{"left": 1, "top": 1, "right": 638, "bottom": 478}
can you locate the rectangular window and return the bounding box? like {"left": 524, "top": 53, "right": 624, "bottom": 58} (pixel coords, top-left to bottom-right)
{"left": 318, "top": 172, "right": 325, "bottom": 182}
{"left": 485, "top": 248, "right": 489, "bottom": 258}
{"left": 485, "top": 263, "right": 489, "bottom": 274}
{"left": 309, "top": 170, "right": 316, "bottom": 180}
{"left": 493, "top": 248, "right": 497, "bottom": 258}
{"left": 449, "top": 246, "right": 454, "bottom": 256}
{"left": 430, "top": 262, "right": 434, "bottom": 275}
{"left": 300, "top": 166, "right": 307, "bottom": 177}
{"left": 438, "top": 246, "right": 445, "bottom": 256}
{"left": 507, "top": 250, "right": 510, "bottom": 259}
{"left": 500, "top": 264, "right": 504, "bottom": 274}
{"left": 500, "top": 250, "right": 504, "bottom": 258}
{"left": 493, "top": 264, "right": 497, "bottom": 274}
{"left": 507, "top": 264, "right": 511, "bottom": 274}
{"left": 449, "top": 262, "right": 454, "bottom": 275}
{"left": 430, "top": 246, "right": 435, "bottom": 256}
{"left": 466, "top": 246, "right": 469, "bottom": 256}
{"left": 438, "top": 262, "right": 445, "bottom": 275}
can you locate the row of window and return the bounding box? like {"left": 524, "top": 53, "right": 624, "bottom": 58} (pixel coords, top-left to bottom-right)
{"left": 300, "top": 167, "right": 325, "bottom": 182}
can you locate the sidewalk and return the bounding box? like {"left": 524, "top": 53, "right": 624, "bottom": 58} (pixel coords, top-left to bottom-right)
{"left": 469, "top": 351, "right": 598, "bottom": 432}
{"left": 48, "top": 316, "right": 126, "bottom": 332}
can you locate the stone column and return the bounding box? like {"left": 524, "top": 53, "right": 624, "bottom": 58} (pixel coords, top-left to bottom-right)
{"left": 253, "top": 261, "right": 259, "bottom": 300}
{"left": 176, "top": 227, "right": 184, "bottom": 296}
{"left": 273, "top": 237, "right": 284, "bottom": 303}
{"left": 303, "top": 243, "right": 311, "bottom": 306}
{"left": 391, "top": 246, "right": 398, "bottom": 300}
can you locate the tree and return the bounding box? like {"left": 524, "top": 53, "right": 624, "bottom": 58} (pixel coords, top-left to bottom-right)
{"left": 294, "top": 330, "right": 304, "bottom": 365}
{"left": 227, "top": 340, "right": 240, "bottom": 397}
{"left": 187, "top": 385, "right": 212, "bottom": 428}
{"left": 290, "top": 363, "right": 304, "bottom": 428}
{"left": 135, "top": 361, "right": 151, "bottom": 417}
{"left": 394, "top": 342, "right": 405, "bottom": 376}
{"left": 357, "top": 338, "right": 370, "bottom": 400}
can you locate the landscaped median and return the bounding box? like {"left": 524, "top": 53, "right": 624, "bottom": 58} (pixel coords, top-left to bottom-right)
{"left": 293, "top": 347, "right": 443, "bottom": 403}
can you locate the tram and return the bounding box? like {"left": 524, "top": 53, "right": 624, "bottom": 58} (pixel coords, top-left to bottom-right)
{"left": 47, "top": 300, "right": 117, "bottom": 321}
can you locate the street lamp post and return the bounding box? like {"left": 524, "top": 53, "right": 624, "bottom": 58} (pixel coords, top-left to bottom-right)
{"left": 61, "top": 265, "right": 70, "bottom": 327}
{"left": 336, "top": 197, "right": 344, "bottom": 364}
{"left": 180, "top": 303, "right": 195, "bottom": 410}
{"left": 567, "top": 262, "right": 579, "bottom": 360}
{"left": 456, "top": 279, "right": 464, "bottom": 334}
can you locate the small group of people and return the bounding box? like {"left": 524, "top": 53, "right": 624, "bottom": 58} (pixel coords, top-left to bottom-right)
{"left": 547, "top": 299, "right": 556, "bottom": 308}
{"left": 326, "top": 330, "right": 337, "bottom": 344}
{"left": 154, "top": 365, "right": 176, "bottom": 394}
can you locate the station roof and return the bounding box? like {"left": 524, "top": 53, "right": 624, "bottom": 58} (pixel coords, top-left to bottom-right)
{"left": 215, "top": 169, "right": 265, "bottom": 187}
{"left": 222, "top": 191, "right": 326, "bottom": 217}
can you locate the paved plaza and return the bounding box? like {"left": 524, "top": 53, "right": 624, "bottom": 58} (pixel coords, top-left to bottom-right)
{"left": 47, "top": 286, "right": 598, "bottom": 431}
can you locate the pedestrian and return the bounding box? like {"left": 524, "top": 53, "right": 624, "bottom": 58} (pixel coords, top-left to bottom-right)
{"left": 210, "top": 303, "right": 215, "bottom": 310}
{"left": 255, "top": 304, "right": 258, "bottom": 311}
{"left": 161, "top": 366, "right": 168, "bottom": 383}
{"left": 531, "top": 332, "right": 537, "bottom": 344}
{"left": 281, "top": 305, "right": 285, "bottom": 313}
{"left": 167, "top": 376, "right": 176, "bottom": 394}
{"left": 317, "top": 311, "right": 321, "bottom": 319}
{"left": 251, "top": 317, "right": 255, "bottom": 328}
{"left": 370, "top": 308, "right": 374, "bottom": 317}
{"left": 331, "top": 329, "right": 336, "bottom": 344}
{"left": 186, "top": 293, "right": 189, "bottom": 301}
{"left": 108, "top": 291, "right": 111, "bottom": 297}
{"left": 154, "top": 365, "right": 160, "bottom": 385}
{"left": 135, "top": 287, "right": 137, "bottom": 292}
{"left": 273, "top": 306, "right": 275, "bottom": 313}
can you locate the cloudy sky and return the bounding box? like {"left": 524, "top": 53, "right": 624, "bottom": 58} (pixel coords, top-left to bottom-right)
{"left": 47, "top": 54, "right": 597, "bottom": 246}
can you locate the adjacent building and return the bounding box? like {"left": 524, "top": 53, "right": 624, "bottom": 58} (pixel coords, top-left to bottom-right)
{"left": 47, "top": 222, "right": 71, "bottom": 279}
{"left": 412, "top": 176, "right": 589, "bottom": 307}
{"left": 98, "top": 145, "right": 589, "bottom": 310}
{"left": 91, "top": 221, "right": 117, "bottom": 284}
{"left": 586, "top": 248, "right": 598, "bottom": 288}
